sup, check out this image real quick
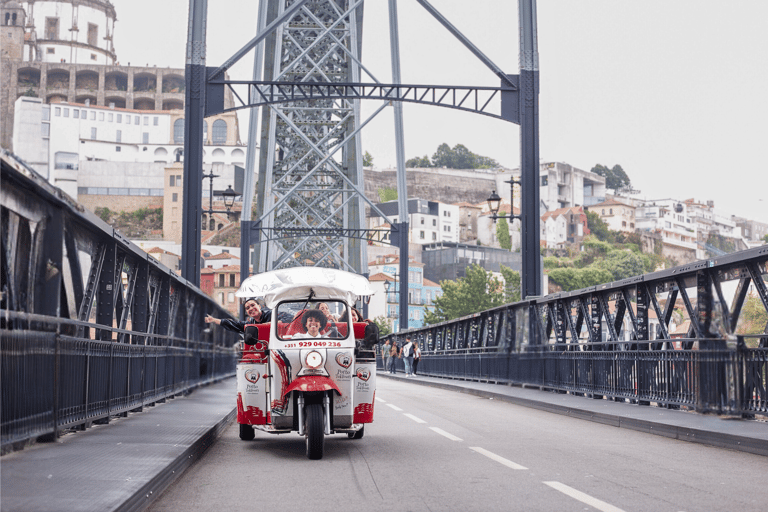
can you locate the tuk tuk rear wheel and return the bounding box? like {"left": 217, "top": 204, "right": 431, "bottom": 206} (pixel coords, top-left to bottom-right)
{"left": 305, "top": 403, "right": 324, "bottom": 460}
{"left": 239, "top": 423, "right": 255, "bottom": 441}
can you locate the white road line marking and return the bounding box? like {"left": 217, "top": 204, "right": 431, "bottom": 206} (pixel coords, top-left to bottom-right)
{"left": 386, "top": 404, "right": 403, "bottom": 411}
{"left": 469, "top": 447, "right": 527, "bottom": 470}
{"left": 543, "top": 481, "right": 626, "bottom": 512}
{"left": 403, "top": 413, "right": 426, "bottom": 424}
{"left": 429, "top": 427, "right": 462, "bottom": 441}
{"left": 375, "top": 397, "right": 386, "bottom": 403}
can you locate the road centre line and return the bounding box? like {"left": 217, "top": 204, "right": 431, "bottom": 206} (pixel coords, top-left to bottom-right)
{"left": 429, "top": 427, "right": 462, "bottom": 441}
{"left": 403, "top": 413, "right": 426, "bottom": 424}
{"left": 375, "top": 397, "right": 386, "bottom": 403}
{"left": 543, "top": 481, "right": 626, "bottom": 512}
{"left": 386, "top": 403, "right": 403, "bottom": 411}
{"left": 469, "top": 447, "right": 527, "bottom": 470}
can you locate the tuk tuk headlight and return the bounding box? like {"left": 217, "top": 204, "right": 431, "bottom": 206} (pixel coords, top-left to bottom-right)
{"left": 305, "top": 350, "right": 323, "bottom": 369}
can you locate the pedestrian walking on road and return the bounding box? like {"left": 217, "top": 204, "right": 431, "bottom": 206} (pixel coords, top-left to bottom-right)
{"left": 402, "top": 337, "right": 415, "bottom": 376}
{"left": 382, "top": 339, "right": 392, "bottom": 373}
{"left": 389, "top": 340, "right": 399, "bottom": 374}
{"left": 412, "top": 340, "right": 421, "bottom": 375}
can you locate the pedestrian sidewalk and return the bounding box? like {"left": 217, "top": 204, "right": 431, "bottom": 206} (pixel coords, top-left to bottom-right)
{"left": 1, "top": 378, "right": 236, "bottom": 512}
{"left": 380, "top": 371, "right": 768, "bottom": 457}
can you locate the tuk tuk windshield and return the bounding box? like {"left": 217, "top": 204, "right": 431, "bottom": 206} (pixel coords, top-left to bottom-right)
{"left": 275, "top": 300, "right": 350, "bottom": 340}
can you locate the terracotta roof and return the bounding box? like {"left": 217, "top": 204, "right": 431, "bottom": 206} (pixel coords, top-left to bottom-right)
{"left": 541, "top": 206, "right": 585, "bottom": 221}
{"left": 589, "top": 199, "right": 635, "bottom": 209}
{"left": 368, "top": 272, "right": 394, "bottom": 282}
{"left": 206, "top": 252, "right": 239, "bottom": 260}
{"left": 423, "top": 278, "right": 440, "bottom": 287}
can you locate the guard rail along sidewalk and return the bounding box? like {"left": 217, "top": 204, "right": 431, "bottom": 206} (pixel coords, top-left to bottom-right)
{"left": 1, "top": 150, "right": 240, "bottom": 454}
{"left": 381, "top": 244, "right": 768, "bottom": 418}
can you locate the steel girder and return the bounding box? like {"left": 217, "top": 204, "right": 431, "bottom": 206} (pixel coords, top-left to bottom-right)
{"left": 253, "top": 0, "right": 367, "bottom": 273}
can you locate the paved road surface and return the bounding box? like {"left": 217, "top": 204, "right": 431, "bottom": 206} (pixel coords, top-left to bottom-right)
{"left": 148, "top": 378, "right": 767, "bottom": 512}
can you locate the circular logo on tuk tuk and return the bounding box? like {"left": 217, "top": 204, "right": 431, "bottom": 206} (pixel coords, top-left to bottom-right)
{"left": 244, "top": 369, "right": 260, "bottom": 383}
{"left": 336, "top": 352, "right": 352, "bottom": 368}
{"left": 356, "top": 368, "right": 370, "bottom": 381}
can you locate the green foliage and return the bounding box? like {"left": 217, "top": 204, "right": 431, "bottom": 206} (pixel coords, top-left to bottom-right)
{"left": 373, "top": 316, "right": 392, "bottom": 337}
{"left": 499, "top": 265, "right": 521, "bottom": 303}
{"left": 591, "top": 250, "right": 648, "bottom": 281}
{"left": 585, "top": 211, "right": 614, "bottom": 243}
{"left": 495, "top": 213, "right": 511, "bottom": 250}
{"left": 543, "top": 256, "right": 565, "bottom": 269}
{"left": 706, "top": 233, "right": 737, "bottom": 255}
{"left": 591, "top": 163, "right": 632, "bottom": 191}
{"left": 424, "top": 264, "right": 506, "bottom": 324}
{"left": 407, "top": 143, "right": 500, "bottom": 169}
{"left": 762, "top": 234, "right": 768, "bottom": 244}
{"left": 739, "top": 296, "right": 768, "bottom": 341}
{"left": 96, "top": 207, "right": 112, "bottom": 223}
{"left": 23, "top": 87, "right": 37, "bottom": 98}
{"left": 363, "top": 151, "right": 374, "bottom": 167}
{"left": 548, "top": 267, "right": 614, "bottom": 292}
{"left": 377, "top": 187, "right": 398, "bottom": 203}
{"left": 405, "top": 155, "right": 432, "bottom": 168}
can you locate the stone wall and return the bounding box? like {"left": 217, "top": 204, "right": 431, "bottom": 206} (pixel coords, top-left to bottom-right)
{"left": 78, "top": 194, "right": 162, "bottom": 214}
{"left": 363, "top": 167, "right": 508, "bottom": 207}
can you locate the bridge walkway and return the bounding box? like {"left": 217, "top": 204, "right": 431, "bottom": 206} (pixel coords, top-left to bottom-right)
{"left": 2, "top": 375, "right": 767, "bottom": 512}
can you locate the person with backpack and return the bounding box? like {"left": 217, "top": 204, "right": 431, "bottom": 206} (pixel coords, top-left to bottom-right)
{"left": 401, "top": 336, "right": 415, "bottom": 377}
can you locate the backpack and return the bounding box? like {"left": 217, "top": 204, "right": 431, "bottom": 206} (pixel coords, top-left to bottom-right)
{"left": 403, "top": 342, "right": 412, "bottom": 358}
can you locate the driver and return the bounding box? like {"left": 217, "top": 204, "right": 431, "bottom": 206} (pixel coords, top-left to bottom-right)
{"left": 293, "top": 309, "right": 327, "bottom": 338}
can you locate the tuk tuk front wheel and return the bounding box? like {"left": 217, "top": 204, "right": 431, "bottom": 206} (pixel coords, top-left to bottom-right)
{"left": 239, "top": 423, "right": 255, "bottom": 441}
{"left": 305, "top": 403, "right": 324, "bottom": 460}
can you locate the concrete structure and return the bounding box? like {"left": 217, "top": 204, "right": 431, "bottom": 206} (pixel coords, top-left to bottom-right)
{"left": 540, "top": 206, "right": 590, "bottom": 249}
{"left": 368, "top": 199, "right": 460, "bottom": 246}
{"left": 421, "top": 241, "right": 523, "bottom": 284}
{"left": 539, "top": 162, "right": 606, "bottom": 212}
{"left": 588, "top": 199, "right": 637, "bottom": 233}
{"left": 476, "top": 200, "right": 521, "bottom": 250}
{"left": 12, "top": 96, "right": 242, "bottom": 199}
{"left": 635, "top": 199, "right": 697, "bottom": 263}
{"left": 367, "top": 254, "right": 441, "bottom": 332}
{"left": 733, "top": 216, "right": 768, "bottom": 244}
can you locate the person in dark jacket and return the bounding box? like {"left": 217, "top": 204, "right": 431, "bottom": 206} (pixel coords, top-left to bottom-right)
{"left": 205, "top": 298, "right": 271, "bottom": 334}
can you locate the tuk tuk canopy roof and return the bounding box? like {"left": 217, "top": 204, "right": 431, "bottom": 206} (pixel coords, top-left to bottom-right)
{"left": 235, "top": 267, "right": 374, "bottom": 308}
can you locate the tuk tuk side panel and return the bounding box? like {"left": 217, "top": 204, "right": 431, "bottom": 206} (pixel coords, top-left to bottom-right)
{"left": 353, "top": 360, "right": 376, "bottom": 423}
{"left": 237, "top": 363, "right": 269, "bottom": 425}
{"left": 269, "top": 349, "right": 295, "bottom": 429}
{"left": 327, "top": 348, "right": 355, "bottom": 428}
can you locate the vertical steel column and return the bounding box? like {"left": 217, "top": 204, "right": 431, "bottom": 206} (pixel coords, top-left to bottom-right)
{"left": 181, "top": 0, "right": 208, "bottom": 286}
{"left": 389, "top": 0, "right": 409, "bottom": 331}
{"left": 518, "top": 0, "right": 541, "bottom": 299}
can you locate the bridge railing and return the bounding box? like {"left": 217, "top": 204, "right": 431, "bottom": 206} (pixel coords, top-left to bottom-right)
{"left": 381, "top": 245, "right": 768, "bottom": 417}
{"left": 1, "top": 151, "right": 240, "bottom": 452}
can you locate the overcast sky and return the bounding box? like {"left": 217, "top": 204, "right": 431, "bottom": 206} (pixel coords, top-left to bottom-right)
{"left": 114, "top": 0, "right": 768, "bottom": 223}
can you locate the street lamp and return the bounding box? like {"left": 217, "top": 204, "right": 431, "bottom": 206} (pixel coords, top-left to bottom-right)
{"left": 203, "top": 169, "right": 240, "bottom": 216}
{"left": 486, "top": 178, "right": 522, "bottom": 223}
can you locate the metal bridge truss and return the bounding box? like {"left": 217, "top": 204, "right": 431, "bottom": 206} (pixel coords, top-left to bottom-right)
{"left": 209, "top": 80, "right": 519, "bottom": 122}
{"left": 385, "top": 246, "right": 768, "bottom": 416}
{"left": 250, "top": 0, "right": 375, "bottom": 274}
{"left": 0, "top": 152, "right": 239, "bottom": 450}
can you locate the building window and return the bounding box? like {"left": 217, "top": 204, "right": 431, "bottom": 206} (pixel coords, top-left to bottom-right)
{"left": 125, "top": 114, "right": 130, "bottom": 124}
{"left": 54, "top": 107, "right": 61, "bottom": 116}
{"left": 229, "top": 274, "right": 235, "bottom": 287}
{"left": 432, "top": 232, "right": 437, "bottom": 241}
{"left": 173, "top": 118, "right": 184, "bottom": 143}
{"left": 154, "top": 116, "right": 159, "bottom": 126}
{"left": 134, "top": 115, "right": 139, "bottom": 124}
{"left": 432, "top": 219, "right": 436, "bottom": 226}
{"left": 420, "top": 218, "right": 424, "bottom": 225}
{"left": 170, "top": 175, "right": 176, "bottom": 187}
{"left": 45, "top": 17, "right": 59, "bottom": 39}
{"left": 176, "top": 174, "right": 181, "bottom": 185}
{"left": 87, "top": 23, "right": 98, "bottom": 46}
{"left": 91, "top": 127, "right": 97, "bottom": 139}
{"left": 228, "top": 292, "right": 235, "bottom": 303}
{"left": 212, "top": 119, "right": 227, "bottom": 144}
{"left": 108, "top": 113, "right": 113, "bottom": 122}
{"left": 41, "top": 124, "right": 50, "bottom": 137}
{"left": 73, "top": 109, "right": 79, "bottom": 118}
{"left": 90, "top": 54, "right": 97, "bottom": 61}
{"left": 144, "top": 116, "right": 149, "bottom": 125}
{"left": 142, "top": 132, "right": 149, "bottom": 144}
{"left": 419, "top": 230, "right": 425, "bottom": 239}
{"left": 116, "top": 146, "right": 121, "bottom": 152}
{"left": 219, "top": 274, "right": 225, "bottom": 287}
{"left": 172, "top": 193, "right": 178, "bottom": 202}
{"left": 116, "top": 113, "right": 122, "bottom": 123}
{"left": 90, "top": 111, "right": 96, "bottom": 120}
{"left": 47, "top": 47, "right": 55, "bottom": 54}
{"left": 63, "top": 108, "right": 69, "bottom": 118}
{"left": 116, "top": 130, "right": 121, "bottom": 142}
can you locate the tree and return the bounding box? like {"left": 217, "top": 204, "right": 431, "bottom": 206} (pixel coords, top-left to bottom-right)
{"left": 427, "top": 143, "right": 499, "bottom": 169}
{"left": 585, "top": 211, "right": 614, "bottom": 243}
{"left": 500, "top": 265, "right": 521, "bottom": 303}
{"left": 547, "top": 267, "right": 614, "bottom": 292}
{"left": 591, "top": 163, "right": 632, "bottom": 191}
{"left": 496, "top": 212, "right": 511, "bottom": 250}
{"left": 363, "top": 151, "right": 374, "bottom": 167}
{"left": 378, "top": 187, "right": 397, "bottom": 203}
{"left": 406, "top": 155, "right": 432, "bottom": 167}
{"left": 763, "top": 234, "right": 768, "bottom": 244}
{"left": 372, "top": 316, "right": 392, "bottom": 337}
{"left": 424, "top": 264, "right": 506, "bottom": 324}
